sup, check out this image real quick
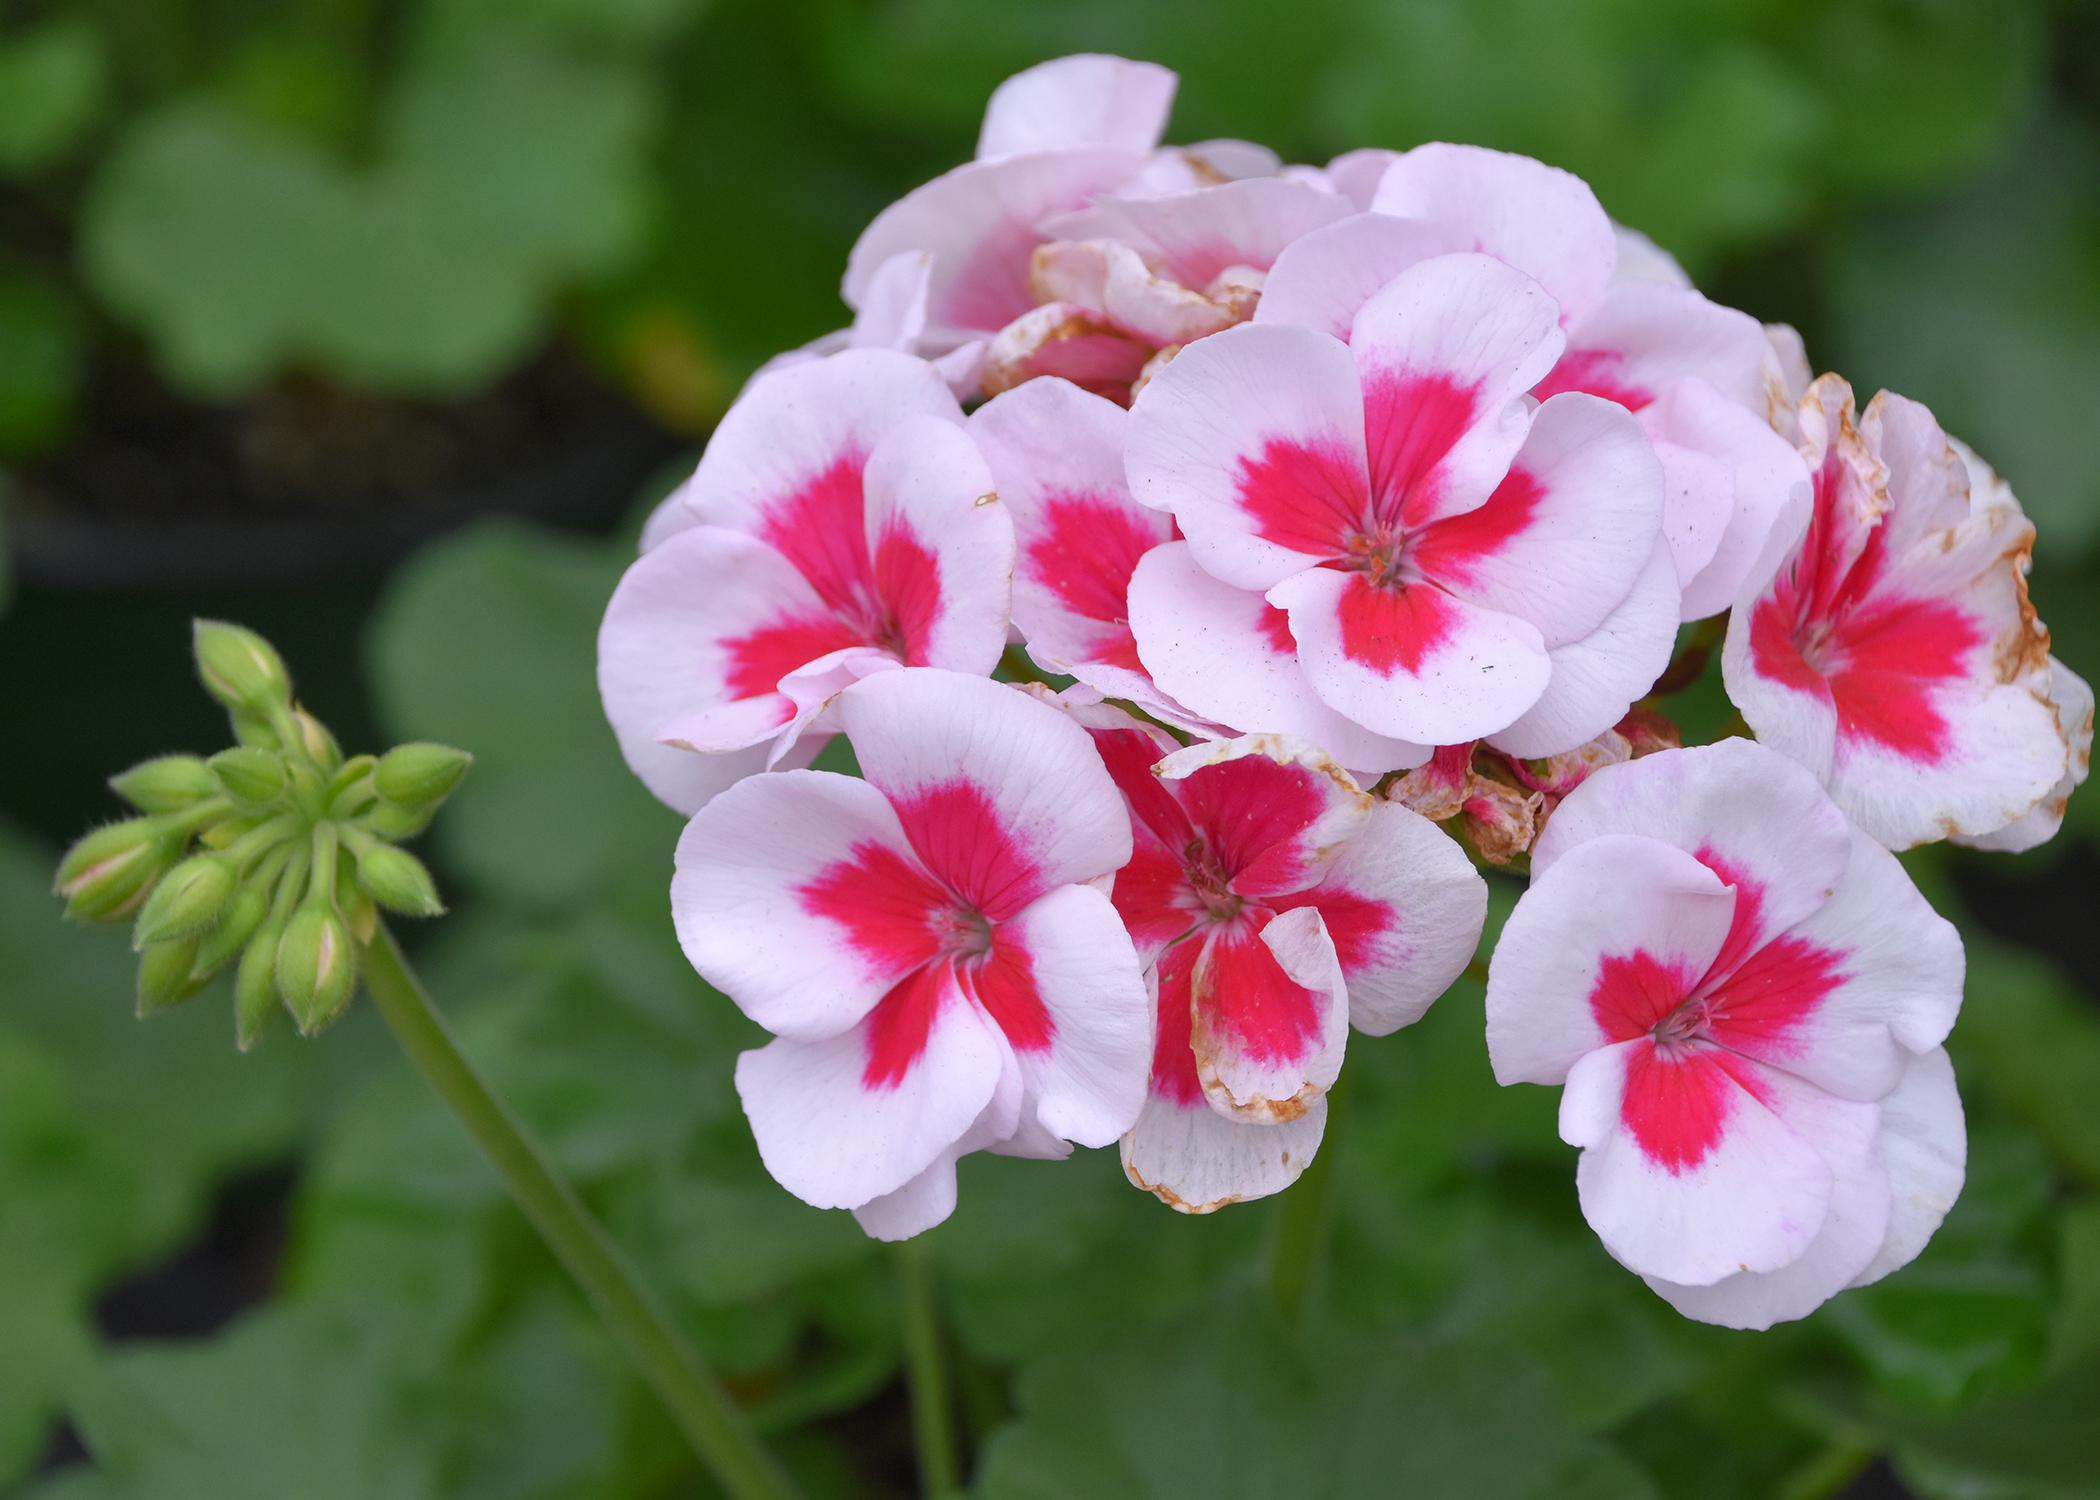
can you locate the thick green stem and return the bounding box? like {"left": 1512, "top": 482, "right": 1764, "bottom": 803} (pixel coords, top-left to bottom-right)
{"left": 358, "top": 925, "right": 801, "bottom": 1500}
{"left": 897, "top": 1239, "right": 961, "bottom": 1499}
{"left": 1268, "top": 1080, "right": 1345, "bottom": 1325}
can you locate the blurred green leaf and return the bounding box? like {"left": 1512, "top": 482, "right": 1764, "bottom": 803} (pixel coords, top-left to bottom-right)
{"left": 0, "top": 264, "right": 88, "bottom": 457}
{"left": 1826, "top": 113, "right": 2100, "bottom": 560}
{"left": 977, "top": 1312, "right": 1655, "bottom": 1498}
{"left": 0, "top": 19, "right": 106, "bottom": 177}
{"left": 365, "top": 520, "right": 675, "bottom": 909}
{"left": 1955, "top": 940, "right": 2100, "bottom": 1188}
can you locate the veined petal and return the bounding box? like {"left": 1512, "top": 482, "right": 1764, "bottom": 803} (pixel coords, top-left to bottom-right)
{"left": 1152, "top": 734, "right": 1373, "bottom": 898}
{"left": 1540, "top": 281, "right": 1772, "bottom": 415}
{"left": 1125, "top": 321, "right": 1370, "bottom": 590}
{"left": 977, "top": 54, "right": 1177, "bottom": 160}
{"left": 1127, "top": 544, "right": 1430, "bottom": 773}
{"left": 838, "top": 669, "right": 1132, "bottom": 911}
{"left": 1957, "top": 657, "right": 2092, "bottom": 852}
{"left": 1486, "top": 834, "right": 1737, "bottom": 1086}
{"left": 1255, "top": 212, "right": 1469, "bottom": 342}
{"left": 1369, "top": 142, "right": 1617, "bottom": 327}
{"left": 1269, "top": 567, "right": 1552, "bottom": 746}
{"left": 1850, "top": 1047, "right": 1965, "bottom": 1288}
{"left": 1122, "top": 1090, "right": 1327, "bottom": 1213}
{"left": 859, "top": 415, "right": 1014, "bottom": 671}
{"left": 736, "top": 962, "right": 1008, "bottom": 1212}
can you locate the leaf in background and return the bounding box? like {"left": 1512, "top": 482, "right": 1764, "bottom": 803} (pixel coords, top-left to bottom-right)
{"left": 0, "top": 19, "right": 105, "bottom": 177}
{"left": 1825, "top": 113, "right": 2100, "bottom": 561}
{"left": 365, "top": 519, "right": 676, "bottom": 910}
{"left": 977, "top": 1311, "right": 1655, "bottom": 1499}
{"left": 1954, "top": 939, "right": 2100, "bottom": 1189}
{"left": 0, "top": 264, "right": 88, "bottom": 458}
{"left": 0, "top": 824, "right": 314, "bottom": 1487}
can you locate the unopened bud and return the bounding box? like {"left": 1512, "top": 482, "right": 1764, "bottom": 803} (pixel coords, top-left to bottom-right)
{"left": 55, "top": 819, "right": 176, "bottom": 922}
{"left": 209, "top": 747, "right": 287, "bottom": 807}
{"left": 234, "top": 918, "right": 285, "bottom": 1051}
{"left": 373, "top": 743, "right": 472, "bottom": 810}
{"left": 110, "top": 756, "right": 218, "bottom": 813}
{"left": 193, "top": 620, "right": 290, "bottom": 714}
{"left": 355, "top": 843, "right": 444, "bottom": 918}
{"left": 132, "top": 853, "right": 237, "bottom": 948}
{"left": 362, "top": 799, "right": 434, "bottom": 840}
{"left": 230, "top": 709, "right": 281, "bottom": 750}
{"left": 276, "top": 901, "right": 357, "bottom": 1035}
{"left": 137, "top": 937, "right": 204, "bottom": 1016}
{"left": 190, "top": 880, "right": 272, "bottom": 982}
{"left": 291, "top": 710, "right": 342, "bottom": 774}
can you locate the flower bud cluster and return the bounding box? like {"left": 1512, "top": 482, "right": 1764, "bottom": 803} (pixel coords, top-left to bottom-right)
{"left": 54, "top": 621, "right": 469, "bottom": 1048}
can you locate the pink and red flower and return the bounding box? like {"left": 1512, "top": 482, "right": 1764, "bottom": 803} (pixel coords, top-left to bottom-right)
{"left": 1047, "top": 694, "right": 1484, "bottom": 1211}
{"left": 1722, "top": 376, "right": 2072, "bottom": 849}
{"left": 1127, "top": 251, "right": 1675, "bottom": 754}
{"left": 598, "top": 350, "right": 1014, "bottom": 813}
{"left": 673, "top": 670, "right": 1151, "bottom": 1239}
{"left": 1485, "top": 740, "right": 1966, "bottom": 1328}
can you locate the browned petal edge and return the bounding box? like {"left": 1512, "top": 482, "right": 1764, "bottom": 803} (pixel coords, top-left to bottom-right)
{"left": 1121, "top": 1144, "right": 1245, "bottom": 1215}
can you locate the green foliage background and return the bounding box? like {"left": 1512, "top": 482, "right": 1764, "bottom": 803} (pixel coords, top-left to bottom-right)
{"left": 3, "top": 0, "right": 2099, "bottom": 1495}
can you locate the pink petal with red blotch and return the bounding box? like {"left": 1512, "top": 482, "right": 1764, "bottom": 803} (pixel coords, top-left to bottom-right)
{"left": 1268, "top": 800, "right": 1487, "bottom": 1035}
{"left": 837, "top": 670, "right": 1133, "bottom": 912}
{"left": 1152, "top": 734, "right": 1372, "bottom": 899}
{"left": 846, "top": 149, "right": 1149, "bottom": 345}
{"left": 1486, "top": 834, "right": 1738, "bottom": 1086}
{"left": 1850, "top": 1047, "right": 1965, "bottom": 1288}
{"left": 1370, "top": 143, "right": 1617, "bottom": 327}
{"left": 1346, "top": 254, "right": 1564, "bottom": 530}
{"left": 1254, "top": 212, "right": 1468, "bottom": 342}
{"left": 1736, "top": 828, "right": 1962, "bottom": 1101}
{"left": 1042, "top": 177, "right": 1351, "bottom": 292}
{"left": 1532, "top": 740, "right": 1855, "bottom": 970}
{"left": 968, "top": 378, "right": 1171, "bottom": 681}
{"left": 1723, "top": 380, "right": 2067, "bottom": 847}
{"left": 1559, "top": 1036, "right": 1835, "bottom": 1286}
{"left": 1267, "top": 565, "right": 1552, "bottom": 747}
{"left": 856, "top": 415, "right": 1014, "bottom": 672}
{"left": 1639, "top": 1064, "right": 1888, "bottom": 1324}
{"left": 1484, "top": 540, "right": 1679, "bottom": 760}
{"left": 598, "top": 526, "right": 852, "bottom": 811}
{"left": 1189, "top": 905, "right": 1350, "bottom": 1123}
{"left": 1126, "top": 545, "right": 1430, "bottom": 773}
{"left": 853, "top": 1040, "right": 1026, "bottom": 1240}
{"left": 973, "top": 882, "right": 1151, "bottom": 1148}
{"left": 976, "top": 54, "right": 1177, "bottom": 160}
{"left": 1641, "top": 378, "right": 1809, "bottom": 620}
{"left": 672, "top": 769, "right": 945, "bottom": 1040}
{"left": 1410, "top": 392, "right": 1663, "bottom": 649}
{"left": 735, "top": 960, "right": 1010, "bottom": 1213}
{"left": 677, "top": 350, "right": 964, "bottom": 549}
{"left": 1539, "top": 280, "right": 1773, "bottom": 416}
{"left": 1123, "top": 946, "right": 1328, "bottom": 1212}
{"left": 1125, "top": 322, "right": 1369, "bottom": 591}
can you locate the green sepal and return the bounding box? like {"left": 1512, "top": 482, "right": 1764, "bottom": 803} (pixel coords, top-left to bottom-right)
{"left": 132, "top": 852, "right": 237, "bottom": 948}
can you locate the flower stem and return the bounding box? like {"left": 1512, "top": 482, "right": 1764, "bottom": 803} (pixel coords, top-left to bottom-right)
{"left": 896, "top": 1238, "right": 962, "bottom": 1499}
{"left": 358, "top": 924, "right": 801, "bottom": 1500}
{"left": 1268, "top": 1079, "right": 1345, "bottom": 1325}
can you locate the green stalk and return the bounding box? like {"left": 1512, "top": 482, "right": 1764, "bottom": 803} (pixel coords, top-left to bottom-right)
{"left": 1268, "top": 1079, "right": 1345, "bottom": 1326}
{"left": 358, "top": 925, "right": 801, "bottom": 1500}
{"left": 896, "top": 1238, "right": 961, "bottom": 1499}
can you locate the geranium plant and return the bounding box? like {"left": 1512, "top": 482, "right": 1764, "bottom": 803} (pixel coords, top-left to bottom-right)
{"left": 55, "top": 52, "right": 2093, "bottom": 1499}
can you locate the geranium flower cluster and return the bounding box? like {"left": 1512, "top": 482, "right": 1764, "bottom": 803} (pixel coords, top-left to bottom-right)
{"left": 598, "top": 55, "right": 2092, "bottom": 1328}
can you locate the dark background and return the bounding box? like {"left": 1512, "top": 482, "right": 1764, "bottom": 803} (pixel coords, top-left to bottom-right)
{"left": 3, "top": 2, "right": 2098, "bottom": 1496}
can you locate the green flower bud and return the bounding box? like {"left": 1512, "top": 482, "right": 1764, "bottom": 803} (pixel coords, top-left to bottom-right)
{"left": 276, "top": 901, "right": 357, "bottom": 1036}
{"left": 324, "top": 755, "right": 378, "bottom": 818}
{"left": 373, "top": 743, "right": 472, "bottom": 810}
{"left": 137, "top": 936, "right": 204, "bottom": 1016}
{"left": 208, "top": 747, "right": 287, "bottom": 807}
{"left": 190, "top": 879, "right": 272, "bottom": 982}
{"left": 362, "top": 799, "right": 435, "bottom": 841}
{"left": 193, "top": 620, "right": 291, "bottom": 714}
{"left": 291, "top": 710, "right": 342, "bottom": 774}
{"left": 234, "top": 918, "right": 286, "bottom": 1051}
{"left": 355, "top": 843, "right": 444, "bottom": 918}
{"left": 230, "top": 709, "right": 281, "bottom": 750}
{"left": 109, "top": 755, "right": 218, "bottom": 813}
{"left": 132, "top": 852, "right": 237, "bottom": 948}
{"left": 55, "top": 819, "right": 177, "bottom": 922}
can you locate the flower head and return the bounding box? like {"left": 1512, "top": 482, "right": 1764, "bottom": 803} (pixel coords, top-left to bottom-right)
{"left": 672, "top": 669, "right": 1150, "bottom": 1239}
{"left": 1485, "top": 740, "right": 1965, "bottom": 1328}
